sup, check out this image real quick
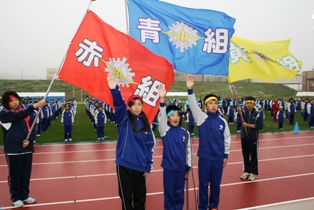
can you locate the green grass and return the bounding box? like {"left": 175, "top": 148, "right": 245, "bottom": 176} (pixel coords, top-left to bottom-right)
{"left": 0, "top": 79, "right": 297, "bottom": 102}
{"left": 0, "top": 104, "right": 311, "bottom": 145}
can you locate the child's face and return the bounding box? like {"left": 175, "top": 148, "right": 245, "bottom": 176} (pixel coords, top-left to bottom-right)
{"left": 9, "top": 98, "right": 20, "bottom": 110}
{"left": 245, "top": 102, "right": 255, "bottom": 111}
{"left": 167, "top": 112, "right": 180, "bottom": 127}
{"left": 129, "top": 99, "right": 143, "bottom": 116}
{"left": 205, "top": 100, "right": 218, "bottom": 113}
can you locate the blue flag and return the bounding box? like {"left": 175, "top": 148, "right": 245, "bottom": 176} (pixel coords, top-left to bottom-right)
{"left": 128, "top": 0, "right": 236, "bottom": 75}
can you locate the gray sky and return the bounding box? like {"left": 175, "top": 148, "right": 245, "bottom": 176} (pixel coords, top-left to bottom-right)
{"left": 1, "top": 0, "right": 313, "bottom": 80}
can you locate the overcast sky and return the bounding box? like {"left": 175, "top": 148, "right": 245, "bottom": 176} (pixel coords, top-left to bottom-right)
{"left": 1, "top": 0, "right": 313, "bottom": 80}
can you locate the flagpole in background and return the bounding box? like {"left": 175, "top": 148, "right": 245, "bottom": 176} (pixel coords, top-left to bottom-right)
{"left": 227, "top": 77, "right": 248, "bottom": 135}
{"left": 124, "top": 0, "right": 130, "bottom": 35}
{"left": 24, "top": 0, "right": 95, "bottom": 143}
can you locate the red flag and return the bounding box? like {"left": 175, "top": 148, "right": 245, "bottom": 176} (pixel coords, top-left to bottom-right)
{"left": 59, "top": 11, "right": 174, "bottom": 124}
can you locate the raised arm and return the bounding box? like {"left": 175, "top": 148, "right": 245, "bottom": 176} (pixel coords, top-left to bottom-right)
{"left": 158, "top": 84, "right": 168, "bottom": 137}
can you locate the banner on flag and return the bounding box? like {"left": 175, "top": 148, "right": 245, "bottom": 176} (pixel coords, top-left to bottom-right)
{"left": 127, "top": 0, "right": 235, "bottom": 75}
{"left": 228, "top": 36, "right": 302, "bottom": 82}
{"left": 58, "top": 10, "right": 174, "bottom": 124}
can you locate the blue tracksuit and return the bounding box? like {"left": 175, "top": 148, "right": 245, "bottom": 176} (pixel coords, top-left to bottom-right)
{"left": 159, "top": 102, "right": 192, "bottom": 210}
{"left": 111, "top": 86, "right": 156, "bottom": 210}
{"left": 61, "top": 109, "right": 74, "bottom": 140}
{"left": 188, "top": 90, "right": 231, "bottom": 210}
{"left": 227, "top": 106, "right": 235, "bottom": 124}
{"left": 277, "top": 110, "right": 285, "bottom": 129}
{"left": 111, "top": 87, "right": 156, "bottom": 172}
{"left": 0, "top": 105, "right": 36, "bottom": 203}
{"left": 288, "top": 102, "right": 296, "bottom": 125}
{"left": 240, "top": 108, "right": 263, "bottom": 175}
{"left": 95, "top": 110, "right": 106, "bottom": 139}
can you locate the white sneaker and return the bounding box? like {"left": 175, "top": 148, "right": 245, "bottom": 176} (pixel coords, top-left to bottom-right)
{"left": 248, "top": 173, "right": 256, "bottom": 181}
{"left": 65, "top": 139, "right": 68, "bottom": 142}
{"left": 240, "top": 172, "right": 250, "bottom": 180}
{"left": 69, "top": 138, "right": 72, "bottom": 141}
{"left": 13, "top": 200, "right": 24, "bottom": 207}
{"left": 24, "top": 196, "right": 36, "bottom": 204}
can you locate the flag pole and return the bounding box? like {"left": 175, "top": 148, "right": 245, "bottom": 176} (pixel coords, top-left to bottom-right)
{"left": 124, "top": 0, "right": 130, "bottom": 35}
{"left": 24, "top": 0, "right": 95, "bottom": 143}
{"left": 227, "top": 77, "right": 248, "bottom": 135}
{"left": 184, "top": 123, "right": 190, "bottom": 210}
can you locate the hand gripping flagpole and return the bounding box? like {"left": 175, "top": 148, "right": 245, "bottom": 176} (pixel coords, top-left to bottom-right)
{"left": 24, "top": 0, "right": 95, "bottom": 144}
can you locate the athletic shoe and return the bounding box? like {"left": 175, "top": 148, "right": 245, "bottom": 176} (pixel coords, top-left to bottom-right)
{"left": 240, "top": 172, "right": 250, "bottom": 180}
{"left": 24, "top": 197, "right": 36, "bottom": 204}
{"left": 248, "top": 173, "right": 256, "bottom": 181}
{"left": 65, "top": 139, "right": 68, "bottom": 142}
{"left": 98, "top": 138, "right": 100, "bottom": 140}
{"left": 13, "top": 200, "right": 24, "bottom": 207}
{"left": 69, "top": 138, "right": 72, "bottom": 141}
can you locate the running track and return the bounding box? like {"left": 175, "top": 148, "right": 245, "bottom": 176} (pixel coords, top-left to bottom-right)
{"left": 1, "top": 131, "right": 314, "bottom": 209}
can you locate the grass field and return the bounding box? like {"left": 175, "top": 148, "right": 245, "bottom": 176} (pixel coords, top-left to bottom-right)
{"left": 0, "top": 79, "right": 297, "bottom": 103}
{"left": 0, "top": 104, "right": 311, "bottom": 145}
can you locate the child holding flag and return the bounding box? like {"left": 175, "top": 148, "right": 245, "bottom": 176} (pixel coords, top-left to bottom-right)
{"left": 107, "top": 72, "right": 156, "bottom": 210}
{"left": 186, "top": 75, "right": 231, "bottom": 210}
{"left": 0, "top": 91, "right": 47, "bottom": 207}
{"left": 158, "top": 85, "right": 192, "bottom": 210}
{"left": 238, "top": 97, "right": 263, "bottom": 181}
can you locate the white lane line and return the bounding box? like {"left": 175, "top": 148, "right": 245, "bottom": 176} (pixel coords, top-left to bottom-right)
{"left": 236, "top": 197, "right": 314, "bottom": 210}
{"left": 1, "top": 152, "right": 314, "bottom": 169}
{"left": 1, "top": 173, "right": 314, "bottom": 209}
{"left": 1, "top": 154, "right": 314, "bottom": 183}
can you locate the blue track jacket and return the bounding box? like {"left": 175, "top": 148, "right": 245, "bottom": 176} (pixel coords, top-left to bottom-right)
{"left": 111, "top": 87, "right": 156, "bottom": 173}
{"left": 158, "top": 103, "right": 192, "bottom": 171}
{"left": 0, "top": 105, "right": 36, "bottom": 154}
{"left": 188, "top": 90, "right": 231, "bottom": 160}
{"left": 240, "top": 108, "right": 263, "bottom": 141}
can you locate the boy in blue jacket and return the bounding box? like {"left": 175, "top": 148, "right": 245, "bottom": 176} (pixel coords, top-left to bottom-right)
{"left": 277, "top": 105, "right": 285, "bottom": 130}
{"left": 186, "top": 75, "right": 231, "bottom": 210}
{"left": 158, "top": 85, "right": 192, "bottom": 210}
{"left": 95, "top": 105, "right": 107, "bottom": 142}
{"left": 61, "top": 104, "right": 74, "bottom": 142}
{"left": 107, "top": 73, "right": 156, "bottom": 210}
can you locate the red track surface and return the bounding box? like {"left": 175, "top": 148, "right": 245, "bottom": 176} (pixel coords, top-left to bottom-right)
{"left": 1, "top": 131, "right": 314, "bottom": 209}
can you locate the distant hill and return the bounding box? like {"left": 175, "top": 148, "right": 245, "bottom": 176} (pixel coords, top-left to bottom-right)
{"left": 0, "top": 79, "right": 297, "bottom": 102}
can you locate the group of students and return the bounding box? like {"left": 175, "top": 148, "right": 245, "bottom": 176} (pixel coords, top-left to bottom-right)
{"left": 84, "top": 97, "right": 117, "bottom": 141}
{"left": 20, "top": 97, "right": 64, "bottom": 140}
{"left": 105, "top": 73, "right": 264, "bottom": 210}
{"left": 0, "top": 72, "right": 265, "bottom": 210}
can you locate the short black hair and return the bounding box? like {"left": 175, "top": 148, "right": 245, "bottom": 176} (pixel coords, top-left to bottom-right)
{"left": 203, "top": 94, "right": 218, "bottom": 105}
{"left": 1, "top": 91, "right": 21, "bottom": 109}
{"left": 245, "top": 96, "right": 255, "bottom": 101}
{"left": 166, "top": 105, "right": 179, "bottom": 116}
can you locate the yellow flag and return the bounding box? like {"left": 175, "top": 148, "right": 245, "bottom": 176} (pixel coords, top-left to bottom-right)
{"left": 227, "top": 36, "right": 302, "bottom": 83}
